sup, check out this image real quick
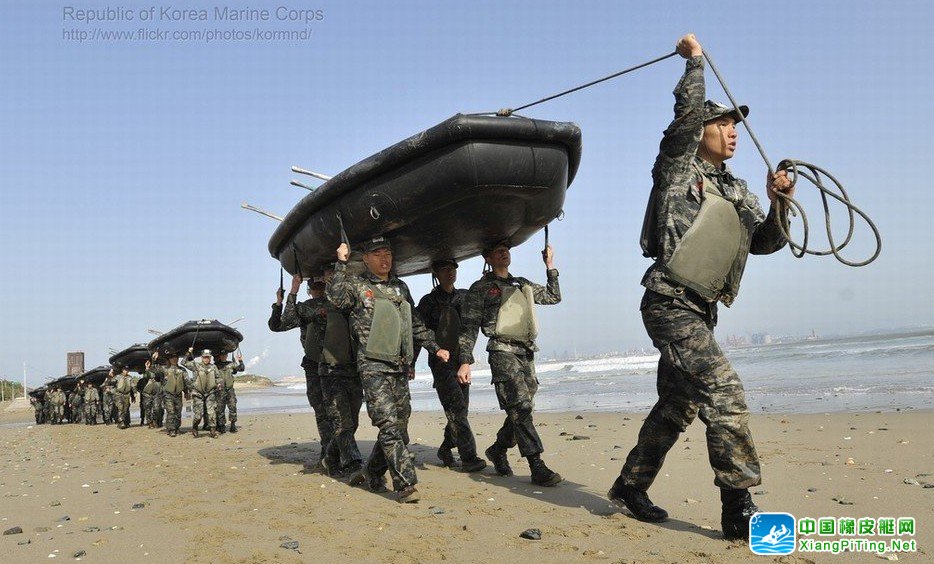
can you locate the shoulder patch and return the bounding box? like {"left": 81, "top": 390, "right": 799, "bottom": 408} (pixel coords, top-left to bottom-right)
{"left": 488, "top": 286, "right": 502, "bottom": 297}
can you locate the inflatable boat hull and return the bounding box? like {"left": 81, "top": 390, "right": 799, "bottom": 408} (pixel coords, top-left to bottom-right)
{"left": 148, "top": 320, "right": 244, "bottom": 356}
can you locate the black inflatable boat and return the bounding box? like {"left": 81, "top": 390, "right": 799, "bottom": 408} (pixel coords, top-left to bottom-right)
{"left": 79, "top": 366, "right": 112, "bottom": 387}
{"left": 109, "top": 344, "right": 151, "bottom": 373}
{"left": 268, "top": 114, "right": 582, "bottom": 277}
{"left": 47, "top": 375, "right": 79, "bottom": 392}
{"left": 148, "top": 319, "right": 243, "bottom": 356}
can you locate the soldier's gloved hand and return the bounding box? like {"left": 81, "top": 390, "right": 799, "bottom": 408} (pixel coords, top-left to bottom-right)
{"left": 336, "top": 243, "right": 349, "bottom": 262}
{"left": 435, "top": 349, "right": 450, "bottom": 363}
{"left": 456, "top": 363, "right": 472, "bottom": 385}
{"left": 676, "top": 33, "right": 702, "bottom": 58}
{"left": 289, "top": 273, "right": 302, "bottom": 295}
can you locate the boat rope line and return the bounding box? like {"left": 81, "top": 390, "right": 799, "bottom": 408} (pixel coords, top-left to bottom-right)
{"left": 290, "top": 244, "right": 304, "bottom": 280}
{"left": 486, "top": 48, "right": 880, "bottom": 267}
{"left": 336, "top": 212, "right": 350, "bottom": 248}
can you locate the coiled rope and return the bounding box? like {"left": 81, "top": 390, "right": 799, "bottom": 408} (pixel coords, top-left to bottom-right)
{"left": 496, "top": 48, "right": 881, "bottom": 266}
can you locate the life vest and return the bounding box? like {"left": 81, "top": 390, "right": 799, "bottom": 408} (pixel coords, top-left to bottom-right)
{"left": 362, "top": 282, "right": 414, "bottom": 364}
{"left": 661, "top": 166, "right": 747, "bottom": 304}
{"left": 115, "top": 375, "right": 132, "bottom": 394}
{"left": 322, "top": 308, "right": 353, "bottom": 366}
{"left": 493, "top": 283, "right": 539, "bottom": 342}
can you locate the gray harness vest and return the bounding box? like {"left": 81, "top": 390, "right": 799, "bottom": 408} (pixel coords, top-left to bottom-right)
{"left": 362, "top": 282, "right": 414, "bottom": 365}
{"left": 493, "top": 283, "right": 539, "bottom": 343}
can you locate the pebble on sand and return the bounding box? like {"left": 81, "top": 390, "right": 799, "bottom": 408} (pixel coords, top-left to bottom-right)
{"left": 571, "top": 435, "right": 590, "bottom": 441}
{"left": 4, "top": 526, "right": 23, "bottom": 535}
{"left": 73, "top": 550, "right": 86, "bottom": 558}
{"left": 520, "top": 528, "right": 542, "bottom": 540}
{"left": 132, "top": 503, "right": 145, "bottom": 509}
{"left": 280, "top": 540, "right": 299, "bottom": 550}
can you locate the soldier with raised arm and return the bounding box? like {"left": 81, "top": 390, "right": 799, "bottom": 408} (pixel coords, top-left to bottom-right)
{"left": 181, "top": 348, "right": 220, "bottom": 438}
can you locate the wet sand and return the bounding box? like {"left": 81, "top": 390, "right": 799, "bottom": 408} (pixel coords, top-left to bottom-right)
{"left": 1, "top": 406, "right": 931, "bottom": 563}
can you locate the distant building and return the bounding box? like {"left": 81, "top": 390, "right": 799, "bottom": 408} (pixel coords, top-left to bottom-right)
{"left": 750, "top": 333, "right": 773, "bottom": 345}
{"left": 67, "top": 352, "right": 85, "bottom": 376}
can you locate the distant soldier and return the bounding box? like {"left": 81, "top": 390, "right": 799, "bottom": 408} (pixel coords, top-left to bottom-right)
{"left": 458, "top": 241, "right": 563, "bottom": 487}
{"left": 415, "top": 259, "right": 486, "bottom": 472}
{"left": 151, "top": 373, "right": 165, "bottom": 428}
{"left": 113, "top": 367, "right": 135, "bottom": 429}
{"left": 141, "top": 375, "right": 160, "bottom": 429}
{"left": 280, "top": 274, "right": 336, "bottom": 469}
{"left": 84, "top": 383, "right": 100, "bottom": 424}
{"left": 30, "top": 395, "right": 44, "bottom": 424}
{"left": 328, "top": 237, "right": 449, "bottom": 503}
{"left": 148, "top": 353, "right": 188, "bottom": 437}
{"left": 215, "top": 352, "right": 244, "bottom": 433}
{"left": 609, "top": 34, "right": 793, "bottom": 540}
{"left": 102, "top": 373, "right": 116, "bottom": 425}
{"left": 69, "top": 385, "right": 84, "bottom": 424}
{"left": 49, "top": 386, "right": 65, "bottom": 424}
{"left": 182, "top": 348, "right": 219, "bottom": 438}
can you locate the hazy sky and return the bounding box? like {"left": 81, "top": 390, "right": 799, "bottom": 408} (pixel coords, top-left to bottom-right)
{"left": 2, "top": 1, "right": 931, "bottom": 385}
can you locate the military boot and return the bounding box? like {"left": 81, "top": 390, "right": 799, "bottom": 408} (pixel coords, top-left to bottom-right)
{"left": 485, "top": 444, "right": 513, "bottom": 477}
{"left": 209, "top": 428, "right": 217, "bottom": 438}
{"left": 191, "top": 427, "right": 199, "bottom": 438}
{"left": 437, "top": 447, "right": 457, "bottom": 468}
{"left": 721, "top": 488, "right": 759, "bottom": 541}
{"left": 528, "top": 455, "right": 563, "bottom": 487}
{"left": 396, "top": 485, "right": 420, "bottom": 504}
{"left": 229, "top": 423, "right": 237, "bottom": 433}
{"left": 461, "top": 457, "right": 488, "bottom": 473}
{"left": 608, "top": 482, "right": 669, "bottom": 523}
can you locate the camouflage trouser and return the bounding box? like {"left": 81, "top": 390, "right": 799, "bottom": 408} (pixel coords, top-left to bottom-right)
{"left": 320, "top": 363, "right": 363, "bottom": 470}
{"left": 163, "top": 392, "right": 183, "bottom": 431}
{"left": 304, "top": 359, "right": 335, "bottom": 462}
{"left": 102, "top": 393, "right": 114, "bottom": 423}
{"left": 430, "top": 357, "right": 478, "bottom": 460}
{"left": 114, "top": 393, "right": 131, "bottom": 427}
{"left": 191, "top": 391, "right": 217, "bottom": 430}
{"left": 216, "top": 387, "right": 237, "bottom": 428}
{"left": 490, "top": 350, "right": 544, "bottom": 458}
{"left": 618, "top": 290, "right": 761, "bottom": 491}
{"left": 71, "top": 403, "right": 83, "bottom": 423}
{"left": 53, "top": 404, "right": 64, "bottom": 424}
{"left": 141, "top": 393, "right": 153, "bottom": 425}
{"left": 361, "top": 370, "right": 416, "bottom": 490}
{"left": 153, "top": 391, "right": 164, "bottom": 427}
{"left": 84, "top": 403, "right": 98, "bottom": 424}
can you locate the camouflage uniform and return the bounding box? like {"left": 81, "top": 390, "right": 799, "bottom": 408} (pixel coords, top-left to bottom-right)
{"left": 327, "top": 262, "right": 440, "bottom": 491}
{"left": 113, "top": 373, "right": 134, "bottom": 427}
{"left": 215, "top": 359, "right": 244, "bottom": 430}
{"left": 84, "top": 386, "right": 100, "bottom": 424}
{"left": 151, "top": 378, "right": 165, "bottom": 427}
{"left": 69, "top": 391, "right": 84, "bottom": 424}
{"left": 49, "top": 390, "right": 65, "bottom": 424}
{"left": 181, "top": 357, "right": 218, "bottom": 431}
{"left": 151, "top": 364, "right": 188, "bottom": 433}
{"left": 416, "top": 285, "right": 479, "bottom": 462}
{"left": 102, "top": 378, "right": 116, "bottom": 424}
{"left": 318, "top": 300, "right": 364, "bottom": 472}
{"left": 30, "top": 397, "right": 44, "bottom": 424}
{"left": 459, "top": 269, "right": 561, "bottom": 458}
{"left": 616, "top": 55, "right": 787, "bottom": 492}
{"left": 280, "top": 293, "right": 336, "bottom": 464}
{"left": 141, "top": 377, "right": 160, "bottom": 426}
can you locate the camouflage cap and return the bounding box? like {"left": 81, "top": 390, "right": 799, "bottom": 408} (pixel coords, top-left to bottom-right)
{"left": 362, "top": 236, "right": 391, "bottom": 253}
{"left": 200, "top": 349, "right": 213, "bottom": 357}
{"left": 481, "top": 240, "right": 511, "bottom": 258}
{"left": 704, "top": 100, "right": 748, "bottom": 123}
{"left": 431, "top": 258, "right": 458, "bottom": 271}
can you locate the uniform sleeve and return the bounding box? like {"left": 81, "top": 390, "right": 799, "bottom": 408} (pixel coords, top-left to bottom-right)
{"left": 406, "top": 287, "right": 438, "bottom": 356}
{"left": 326, "top": 262, "right": 356, "bottom": 310}
{"left": 528, "top": 269, "right": 561, "bottom": 305}
{"left": 750, "top": 202, "right": 790, "bottom": 255}
{"left": 268, "top": 303, "right": 285, "bottom": 332}
{"left": 457, "top": 280, "right": 485, "bottom": 365}
{"left": 279, "top": 294, "right": 304, "bottom": 331}
{"left": 653, "top": 56, "right": 706, "bottom": 191}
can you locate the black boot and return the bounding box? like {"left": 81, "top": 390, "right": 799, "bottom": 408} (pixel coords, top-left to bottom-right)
{"left": 608, "top": 482, "right": 669, "bottom": 523}
{"left": 437, "top": 447, "right": 457, "bottom": 468}
{"left": 485, "top": 444, "right": 513, "bottom": 477}
{"left": 721, "top": 488, "right": 759, "bottom": 541}
{"left": 229, "top": 422, "right": 237, "bottom": 433}
{"left": 528, "top": 455, "right": 562, "bottom": 487}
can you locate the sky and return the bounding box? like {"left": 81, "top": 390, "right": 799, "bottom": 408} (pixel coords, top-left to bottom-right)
{"left": 1, "top": 1, "right": 932, "bottom": 386}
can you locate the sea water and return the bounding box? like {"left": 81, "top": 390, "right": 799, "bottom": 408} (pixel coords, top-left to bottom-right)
{"left": 236, "top": 329, "right": 934, "bottom": 415}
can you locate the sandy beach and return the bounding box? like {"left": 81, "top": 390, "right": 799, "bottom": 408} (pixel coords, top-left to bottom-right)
{"left": 1, "top": 403, "right": 931, "bottom": 563}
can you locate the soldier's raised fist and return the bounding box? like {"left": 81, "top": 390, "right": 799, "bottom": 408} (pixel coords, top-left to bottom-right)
{"left": 676, "top": 33, "right": 702, "bottom": 58}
